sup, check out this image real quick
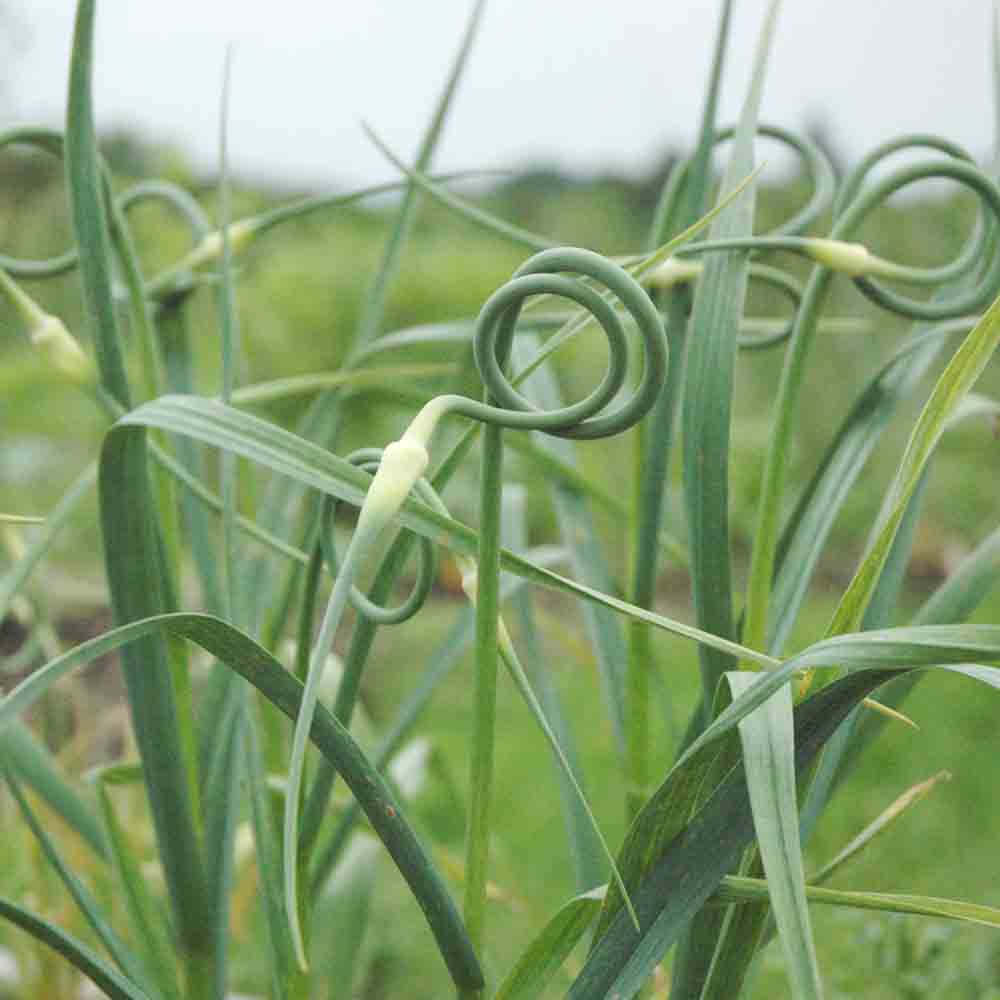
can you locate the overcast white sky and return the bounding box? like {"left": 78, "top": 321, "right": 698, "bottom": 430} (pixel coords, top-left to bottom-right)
{"left": 4, "top": 1, "right": 995, "bottom": 189}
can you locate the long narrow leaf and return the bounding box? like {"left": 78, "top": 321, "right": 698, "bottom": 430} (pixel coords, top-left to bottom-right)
{"left": 0, "top": 897, "right": 150, "bottom": 1000}
{"left": 828, "top": 292, "right": 1000, "bottom": 635}
{"left": 112, "top": 395, "right": 775, "bottom": 669}
{"left": 349, "top": 0, "right": 486, "bottom": 357}
{"left": 571, "top": 671, "right": 891, "bottom": 998}
{"left": 310, "top": 548, "right": 567, "bottom": 893}
{"left": 767, "top": 320, "right": 968, "bottom": 653}
{"left": 514, "top": 336, "right": 629, "bottom": 771}
{"left": 99, "top": 408, "right": 211, "bottom": 967}
{"left": 495, "top": 887, "right": 605, "bottom": 1000}
{"left": 91, "top": 768, "right": 182, "bottom": 1000}
{"left": 0, "top": 611, "right": 484, "bottom": 992}
{"left": 627, "top": 0, "right": 737, "bottom": 835}
{"left": 715, "top": 876, "right": 1000, "bottom": 931}
{"left": 670, "top": 8, "right": 783, "bottom": 988}
{"left": 504, "top": 483, "right": 605, "bottom": 891}
{"left": 243, "top": 705, "right": 296, "bottom": 1000}
{"left": 2, "top": 766, "right": 146, "bottom": 986}
{"left": 683, "top": 0, "right": 780, "bottom": 701}
{"left": 729, "top": 671, "right": 822, "bottom": 999}
{"left": 0, "top": 464, "right": 96, "bottom": 623}
{"left": 65, "top": 0, "right": 130, "bottom": 407}
{"left": 0, "top": 722, "right": 107, "bottom": 860}
{"left": 810, "top": 770, "right": 951, "bottom": 886}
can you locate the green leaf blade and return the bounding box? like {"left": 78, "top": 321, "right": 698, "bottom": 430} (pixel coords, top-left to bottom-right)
{"left": 729, "top": 672, "right": 823, "bottom": 999}
{"left": 0, "top": 896, "right": 151, "bottom": 1000}
{"left": 495, "top": 887, "right": 604, "bottom": 1000}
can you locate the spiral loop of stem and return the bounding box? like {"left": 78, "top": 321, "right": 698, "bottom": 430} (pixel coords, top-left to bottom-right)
{"left": 657, "top": 122, "right": 836, "bottom": 246}
{"left": 840, "top": 157, "right": 1000, "bottom": 319}
{"left": 420, "top": 247, "right": 667, "bottom": 442}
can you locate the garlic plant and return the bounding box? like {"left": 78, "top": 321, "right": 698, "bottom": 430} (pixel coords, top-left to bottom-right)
{"left": 3, "top": 1, "right": 1000, "bottom": 999}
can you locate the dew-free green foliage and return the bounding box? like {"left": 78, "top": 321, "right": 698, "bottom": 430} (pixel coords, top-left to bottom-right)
{"left": 2, "top": 1, "right": 1000, "bottom": 998}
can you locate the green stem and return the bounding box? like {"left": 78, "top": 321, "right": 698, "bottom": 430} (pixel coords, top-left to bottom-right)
{"left": 107, "top": 198, "right": 165, "bottom": 400}
{"left": 462, "top": 420, "right": 504, "bottom": 976}
{"left": 742, "top": 267, "right": 834, "bottom": 654}
{"left": 298, "top": 527, "right": 416, "bottom": 855}
{"left": 627, "top": 297, "right": 687, "bottom": 816}
{"left": 182, "top": 948, "right": 214, "bottom": 1000}
{"left": 282, "top": 526, "right": 370, "bottom": 968}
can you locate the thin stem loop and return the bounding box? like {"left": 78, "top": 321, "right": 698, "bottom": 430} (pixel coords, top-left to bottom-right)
{"left": 433, "top": 247, "right": 668, "bottom": 441}
{"left": 319, "top": 448, "right": 439, "bottom": 626}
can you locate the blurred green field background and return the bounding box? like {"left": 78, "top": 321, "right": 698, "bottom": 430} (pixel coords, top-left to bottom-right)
{"left": 2, "top": 135, "right": 1000, "bottom": 997}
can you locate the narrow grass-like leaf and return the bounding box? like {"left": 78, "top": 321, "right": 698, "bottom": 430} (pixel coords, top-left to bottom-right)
{"left": 728, "top": 671, "right": 822, "bottom": 999}
{"left": 0, "top": 612, "right": 484, "bottom": 992}
{"left": 678, "top": 625, "right": 1000, "bottom": 782}
{"left": 495, "top": 886, "right": 605, "bottom": 1000}
{"left": 915, "top": 525, "right": 1000, "bottom": 626}
{"left": 586, "top": 625, "right": 1000, "bottom": 992}
{"left": 2, "top": 766, "right": 146, "bottom": 986}
{"left": 350, "top": 0, "right": 486, "bottom": 357}
{"left": 795, "top": 466, "right": 932, "bottom": 864}
{"left": 153, "top": 449, "right": 880, "bottom": 771}
{"left": 627, "top": 0, "right": 735, "bottom": 829}
{"left": 714, "top": 876, "right": 1000, "bottom": 931}
{"left": 827, "top": 293, "right": 1000, "bottom": 637}
{"left": 365, "top": 123, "right": 760, "bottom": 281}
{"left": 364, "top": 123, "right": 552, "bottom": 252}
{"left": 0, "top": 722, "right": 107, "bottom": 860}
{"left": 0, "top": 897, "right": 150, "bottom": 1000}
{"left": 767, "top": 320, "right": 968, "bottom": 654}
{"left": 683, "top": 0, "right": 780, "bottom": 703}
{"left": 243, "top": 705, "right": 297, "bottom": 1000}
{"left": 680, "top": 857, "right": 766, "bottom": 1000}
{"left": 351, "top": 321, "right": 479, "bottom": 361}
{"left": 99, "top": 407, "right": 211, "bottom": 973}
{"left": 504, "top": 483, "right": 605, "bottom": 891}
{"left": 156, "top": 302, "right": 225, "bottom": 614}
{"left": 810, "top": 771, "right": 951, "bottom": 886}
{"left": 106, "top": 177, "right": 164, "bottom": 401}
{"left": 0, "top": 464, "right": 96, "bottom": 623}
{"left": 514, "top": 336, "right": 629, "bottom": 768}
{"left": 592, "top": 687, "right": 744, "bottom": 946}
{"left": 90, "top": 767, "right": 182, "bottom": 1000}
{"left": 194, "top": 49, "right": 247, "bottom": 998}
{"left": 199, "top": 676, "right": 243, "bottom": 996}
{"left": 846, "top": 523, "right": 1000, "bottom": 766}
{"left": 132, "top": 399, "right": 1000, "bottom": 743}
{"left": 149, "top": 440, "right": 313, "bottom": 568}
{"left": 231, "top": 364, "right": 455, "bottom": 406}
{"left": 113, "top": 395, "right": 773, "bottom": 668}
{"left": 310, "top": 549, "right": 566, "bottom": 893}
{"left": 236, "top": 0, "right": 485, "bottom": 677}
{"left": 65, "top": 0, "right": 130, "bottom": 408}
{"left": 216, "top": 44, "right": 240, "bottom": 619}
{"left": 497, "top": 629, "right": 637, "bottom": 929}
{"left": 571, "top": 671, "right": 891, "bottom": 999}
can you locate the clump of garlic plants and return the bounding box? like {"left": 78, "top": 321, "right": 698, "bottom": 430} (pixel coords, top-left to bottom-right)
{"left": 2, "top": 1, "right": 1000, "bottom": 998}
